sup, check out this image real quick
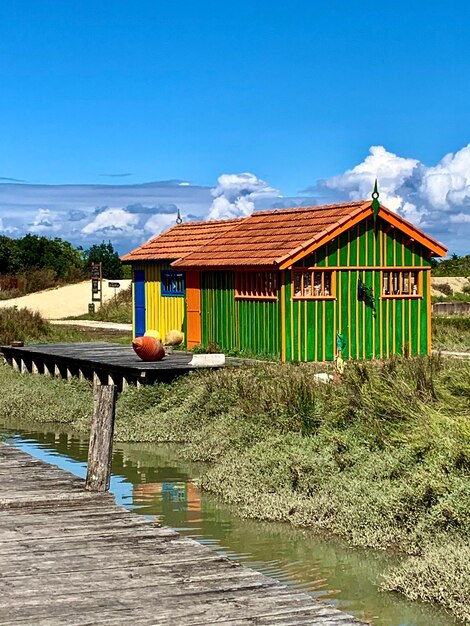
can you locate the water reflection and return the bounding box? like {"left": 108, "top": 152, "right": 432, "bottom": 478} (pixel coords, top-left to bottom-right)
{"left": 0, "top": 420, "right": 462, "bottom": 626}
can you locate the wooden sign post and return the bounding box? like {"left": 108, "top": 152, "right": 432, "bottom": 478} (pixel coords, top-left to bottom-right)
{"left": 91, "top": 261, "right": 103, "bottom": 306}
{"left": 85, "top": 384, "right": 117, "bottom": 492}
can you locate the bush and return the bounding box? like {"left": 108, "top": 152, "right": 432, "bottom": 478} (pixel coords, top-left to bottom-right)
{"left": 383, "top": 541, "right": 470, "bottom": 623}
{"left": 434, "top": 282, "right": 453, "bottom": 296}
{"left": 0, "top": 307, "right": 52, "bottom": 345}
{"left": 76, "top": 285, "right": 132, "bottom": 323}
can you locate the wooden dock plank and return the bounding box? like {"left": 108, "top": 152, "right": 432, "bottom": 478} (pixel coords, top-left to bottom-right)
{"left": 1, "top": 342, "right": 244, "bottom": 387}
{"left": 0, "top": 442, "right": 364, "bottom": 625}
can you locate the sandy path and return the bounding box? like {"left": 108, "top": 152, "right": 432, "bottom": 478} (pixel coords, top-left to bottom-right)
{"left": 0, "top": 280, "right": 131, "bottom": 319}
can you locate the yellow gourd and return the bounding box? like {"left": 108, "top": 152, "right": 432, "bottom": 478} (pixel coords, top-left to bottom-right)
{"left": 165, "top": 330, "right": 184, "bottom": 346}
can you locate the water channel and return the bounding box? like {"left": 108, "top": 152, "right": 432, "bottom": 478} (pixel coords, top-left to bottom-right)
{"left": 0, "top": 418, "right": 462, "bottom": 626}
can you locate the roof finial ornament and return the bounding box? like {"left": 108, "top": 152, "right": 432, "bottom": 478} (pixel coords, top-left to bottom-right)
{"left": 371, "top": 179, "right": 380, "bottom": 220}
{"left": 176, "top": 208, "right": 183, "bottom": 225}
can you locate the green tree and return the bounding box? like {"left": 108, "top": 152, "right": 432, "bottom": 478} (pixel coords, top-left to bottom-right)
{"left": 13, "top": 235, "right": 85, "bottom": 279}
{"left": 83, "top": 241, "right": 123, "bottom": 279}
{"left": 0, "top": 236, "right": 20, "bottom": 274}
{"left": 433, "top": 254, "right": 470, "bottom": 277}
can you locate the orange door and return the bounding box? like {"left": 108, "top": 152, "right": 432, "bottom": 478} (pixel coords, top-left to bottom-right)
{"left": 185, "top": 272, "right": 202, "bottom": 348}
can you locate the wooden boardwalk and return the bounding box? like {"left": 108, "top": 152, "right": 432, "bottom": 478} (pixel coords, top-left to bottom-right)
{"left": 1, "top": 343, "right": 242, "bottom": 389}
{"left": 0, "top": 442, "right": 365, "bottom": 626}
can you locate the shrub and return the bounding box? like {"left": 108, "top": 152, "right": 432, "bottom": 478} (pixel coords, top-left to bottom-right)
{"left": 0, "top": 307, "right": 52, "bottom": 345}
{"left": 435, "top": 283, "right": 453, "bottom": 296}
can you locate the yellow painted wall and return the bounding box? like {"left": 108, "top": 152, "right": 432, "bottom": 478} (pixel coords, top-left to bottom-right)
{"left": 133, "top": 263, "right": 185, "bottom": 340}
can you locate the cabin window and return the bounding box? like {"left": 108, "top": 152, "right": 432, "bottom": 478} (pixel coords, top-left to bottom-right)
{"left": 293, "top": 270, "right": 335, "bottom": 299}
{"left": 235, "top": 271, "right": 278, "bottom": 300}
{"left": 161, "top": 271, "right": 185, "bottom": 297}
{"left": 382, "top": 270, "right": 420, "bottom": 297}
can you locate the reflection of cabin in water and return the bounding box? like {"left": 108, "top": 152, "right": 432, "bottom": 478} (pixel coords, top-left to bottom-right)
{"left": 121, "top": 194, "right": 446, "bottom": 361}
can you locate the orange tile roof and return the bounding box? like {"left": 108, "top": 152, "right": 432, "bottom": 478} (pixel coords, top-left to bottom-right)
{"left": 120, "top": 218, "right": 242, "bottom": 262}
{"left": 174, "top": 201, "right": 372, "bottom": 267}
{"left": 121, "top": 201, "right": 447, "bottom": 267}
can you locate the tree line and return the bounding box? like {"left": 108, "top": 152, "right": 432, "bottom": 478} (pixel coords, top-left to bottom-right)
{"left": 431, "top": 253, "right": 470, "bottom": 277}
{"left": 0, "top": 235, "right": 126, "bottom": 292}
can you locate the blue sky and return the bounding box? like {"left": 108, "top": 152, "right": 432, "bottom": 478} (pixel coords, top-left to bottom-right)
{"left": 1, "top": 1, "right": 469, "bottom": 255}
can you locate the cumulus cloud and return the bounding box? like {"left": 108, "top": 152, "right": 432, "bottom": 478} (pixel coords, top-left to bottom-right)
{"left": 208, "top": 173, "right": 282, "bottom": 220}
{"left": 81, "top": 208, "right": 140, "bottom": 236}
{"left": 315, "top": 144, "right": 470, "bottom": 251}
{"left": 322, "top": 146, "right": 420, "bottom": 212}
{"left": 28, "top": 208, "right": 60, "bottom": 233}
{"left": 0, "top": 180, "right": 213, "bottom": 252}
{"left": 144, "top": 213, "right": 183, "bottom": 235}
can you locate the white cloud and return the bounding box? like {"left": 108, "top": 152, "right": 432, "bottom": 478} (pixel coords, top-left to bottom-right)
{"left": 323, "top": 145, "right": 419, "bottom": 212}
{"left": 208, "top": 172, "right": 282, "bottom": 220}
{"left": 0, "top": 180, "right": 213, "bottom": 253}
{"left": 29, "top": 208, "right": 60, "bottom": 233}
{"left": 81, "top": 208, "right": 140, "bottom": 236}
{"left": 318, "top": 144, "right": 470, "bottom": 252}
{"left": 420, "top": 145, "right": 470, "bottom": 209}
{"left": 144, "top": 212, "right": 181, "bottom": 235}
{"left": 449, "top": 212, "right": 470, "bottom": 224}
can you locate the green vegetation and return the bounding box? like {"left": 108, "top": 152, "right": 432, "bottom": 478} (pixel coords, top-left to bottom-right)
{"left": 431, "top": 253, "right": 470, "bottom": 277}
{"left": 0, "top": 235, "right": 125, "bottom": 297}
{"left": 433, "top": 317, "right": 470, "bottom": 352}
{"left": 72, "top": 285, "right": 132, "bottom": 323}
{"left": 0, "top": 307, "right": 131, "bottom": 345}
{"left": 432, "top": 292, "right": 470, "bottom": 304}
{"left": 82, "top": 241, "right": 125, "bottom": 281}
{"left": 1, "top": 354, "right": 469, "bottom": 621}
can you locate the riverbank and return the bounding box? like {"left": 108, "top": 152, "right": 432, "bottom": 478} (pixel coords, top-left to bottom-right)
{"left": 0, "top": 356, "right": 468, "bottom": 622}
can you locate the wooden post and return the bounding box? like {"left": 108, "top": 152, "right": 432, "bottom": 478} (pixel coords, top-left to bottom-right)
{"left": 85, "top": 385, "right": 117, "bottom": 492}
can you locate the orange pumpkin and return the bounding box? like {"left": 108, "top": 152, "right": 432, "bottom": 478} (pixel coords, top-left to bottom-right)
{"left": 132, "top": 336, "right": 166, "bottom": 361}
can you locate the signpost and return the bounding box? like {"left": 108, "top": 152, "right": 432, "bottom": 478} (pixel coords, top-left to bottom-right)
{"left": 108, "top": 281, "right": 120, "bottom": 300}
{"left": 90, "top": 262, "right": 102, "bottom": 307}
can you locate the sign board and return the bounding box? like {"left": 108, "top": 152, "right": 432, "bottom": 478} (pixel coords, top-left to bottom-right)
{"left": 91, "top": 262, "right": 102, "bottom": 303}
{"left": 108, "top": 282, "right": 121, "bottom": 289}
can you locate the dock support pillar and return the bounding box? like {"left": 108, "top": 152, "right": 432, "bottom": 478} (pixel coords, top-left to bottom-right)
{"left": 86, "top": 385, "right": 117, "bottom": 492}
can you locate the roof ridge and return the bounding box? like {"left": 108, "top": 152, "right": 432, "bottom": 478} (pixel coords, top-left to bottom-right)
{"left": 252, "top": 200, "right": 367, "bottom": 217}
{"left": 173, "top": 216, "right": 247, "bottom": 227}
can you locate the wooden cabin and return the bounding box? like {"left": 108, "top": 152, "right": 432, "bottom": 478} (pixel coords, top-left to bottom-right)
{"left": 121, "top": 199, "right": 447, "bottom": 361}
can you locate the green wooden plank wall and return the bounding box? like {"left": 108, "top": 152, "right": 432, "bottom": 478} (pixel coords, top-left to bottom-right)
{"left": 287, "top": 217, "right": 432, "bottom": 361}
{"left": 201, "top": 271, "right": 282, "bottom": 357}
